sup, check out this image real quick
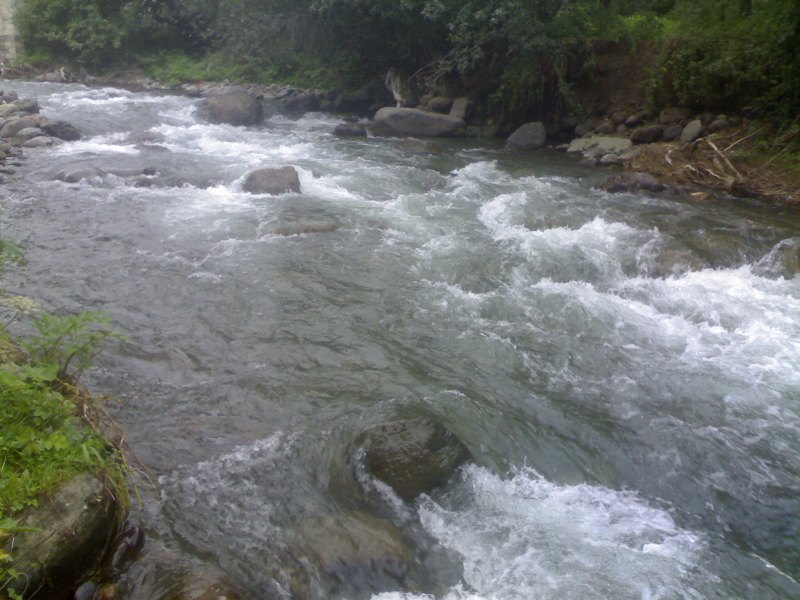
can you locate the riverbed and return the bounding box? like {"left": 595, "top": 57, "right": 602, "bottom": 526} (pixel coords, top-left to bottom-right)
{"left": 2, "top": 81, "right": 799, "bottom": 599}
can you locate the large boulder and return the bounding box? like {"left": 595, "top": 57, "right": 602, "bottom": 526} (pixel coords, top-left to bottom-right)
{"left": 0, "top": 116, "right": 40, "bottom": 139}
{"left": 242, "top": 166, "right": 301, "bottom": 195}
{"left": 14, "top": 126, "right": 45, "bottom": 141}
{"left": 0, "top": 104, "right": 18, "bottom": 118}
{"left": 3, "top": 474, "right": 123, "bottom": 598}
{"left": 13, "top": 98, "right": 40, "bottom": 114}
{"left": 631, "top": 124, "right": 664, "bottom": 144}
{"left": 43, "top": 120, "right": 82, "bottom": 141}
{"left": 449, "top": 97, "right": 471, "bottom": 121}
{"left": 353, "top": 417, "right": 470, "bottom": 501}
{"left": 196, "top": 92, "right": 264, "bottom": 126}
{"left": 658, "top": 106, "right": 690, "bottom": 125}
{"left": 372, "top": 107, "right": 465, "bottom": 137}
{"left": 506, "top": 122, "right": 547, "bottom": 150}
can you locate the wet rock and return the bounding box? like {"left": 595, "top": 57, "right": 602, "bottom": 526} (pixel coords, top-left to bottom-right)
{"left": 506, "top": 121, "right": 547, "bottom": 150}
{"left": 395, "top": 137, "right": 437, "bottom": 154}
{"left": 449, "top": 97, "right": 471, "bottom": 121}
{"left": 3, "top": 474, "right": 124, "bottom": 598}
{"left": 196, "top": 92, "right": 264, "bottom": 126}
{"left": 268, "top": 220, "right": 338, "bottom": 236}
{"left": 280, "top": 92, "right": 321, "bottom": 113}
{"left": 753, "top": 238, "right": 800, "bottom": 279}
{"left": 13, "top": 98, "right": 40, "bottom": 114}
{"left": 334, "top": 122, "right": 367, "bottom": 138}
{"left": 242, "top": 166, "right": 301, "bottom": 195}
{"left": 15, "top": 126, "right": 45, "bottom": 141}
{"left": 680, "top": 119, "right": 703, "bottom": 144}
{"left": 353, "top": 417, "right": 471, "bottom": 501}
{"left": 631, "top": 124, "right": 663, "bottom": 144}
{"left": 43, "top": 120, "right": 82, "bottom": 141}
{"left": 23, "top": 135, "right": 56, "bottom": 148}
{"left": 663, "top": 123, "right": 683, "bottom": 141}
{"left": 56, "top": 167, "right": 106, "bottom": 183}
{"left": 658, "top": 106, "right": 690, "bottom": 125}
{"left": 294, "top": 511, "right": 413, "bottom": 597}
{"left": 105, "top": 519, "right": 144, "bottom": 574}
{"left": 598, "top": 171, "right": 667, "bottom": 194}
{"left": 373, "top": 107, "right": 465, "bottom": 137}
{"left": 164, "top": 573, "right": 242, "bottom": 600}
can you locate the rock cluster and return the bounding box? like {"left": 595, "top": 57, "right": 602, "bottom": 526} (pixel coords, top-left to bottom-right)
{"left": 0, "top": 90, "right": 82, "bottom": 167}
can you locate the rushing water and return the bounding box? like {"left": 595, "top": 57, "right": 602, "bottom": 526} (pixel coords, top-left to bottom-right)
{"left": 2, "top": 82, "right": 800, "bottom": 599}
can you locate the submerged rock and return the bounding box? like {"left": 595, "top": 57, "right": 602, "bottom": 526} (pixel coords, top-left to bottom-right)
{"left": 373, "top": 107, "right": 465, "bottom": 138}
{"left": 43, "top": 120, "right": 82, "bottom": 141}
{"left": 242, "top": 166, "right": 301, "bottom": 195}
{"left": 353, "top": 417, "right": 471, "bottom": 501}
{"left": 4, "top": 473, "right": 124, "bottom": 598}
{"left": 333, "top": 122, "right": 367, "bottom": 138}
{"left": 267, "top": 219, "right": 338, "bottom": 236}
{"left": 753, "top": 238, "right": 800, "bottom": 279}
{"left": 196, "top": 92, "right": 264, "bottom": 126}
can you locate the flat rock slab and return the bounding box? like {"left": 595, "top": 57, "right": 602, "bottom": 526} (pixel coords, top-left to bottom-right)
{"left": 373, "top": 107, "right": 465, "bottom": 137}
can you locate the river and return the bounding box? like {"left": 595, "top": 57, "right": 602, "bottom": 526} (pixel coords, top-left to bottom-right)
{"left": 1, "top": 82, "right": 799, "bottom": 599}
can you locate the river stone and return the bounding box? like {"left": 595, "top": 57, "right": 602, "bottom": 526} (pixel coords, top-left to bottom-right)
{"left": 631, "top": 124, "right": 664, "bottom": 144}
{"left": 658, "top": 106, "right": 690, "bottom": 125}
{"left": 354, "top": 417, "right": 470, "bottom": 501}
{"left": 0, "top": 116, "right": 40, "bottom": 138}
{"left": 598, "top": 171, "right": 667, "bottom": 194}
{"left": 43, "top": 120, "right": 82, "bottom": 141}
{"left": 15, "top": 126, "right": 45, "bottom": 141}
{"left": 196, "top": 92, "right": 264, "bottom": 126}
{"left": 13, "top": 98, "right": 40, "bottom": 114}
{"left": 708, "top": 117, "right": 729, "bottom": 133}
{"left": 294, "top": 511, "right": 413, "bottom": 596}
{"left": 373, "top": 107, "right": 465, "bottom": 137}
{"left": 663, "top": 123, "right": 683, "bottom": 141}
{"left": 753, "top": 238, "right": 800, "bottom": 279}
{"left": 567, "top": 136, "right": 633, "bottom": 159}
{"left": 0, "top": 103, "right": 18, "bottom": 117}
{"left": 23, "top": 135, "right": 55, "bottom": 147}
{"left": 281, "top": 92, "right": 321, "bottom": 113}
{"left": 680, "top": 119, "right": 703, "bottom": 143}
{"left": 449, "top": 97, "right": 471, "bottom": 120}
{"left": 506, "top": 121, "right": 547, "bottom": 150}
{"left": 333, "top": 122, "right": 367, "bottom": 138}
{"left": 4, "top": 473, "right": 123, "bottom": 598}
{"left": 242, "top": 166, "right": 301, "bottom": 195}
{"left": 426, "top": 96, "right": 453, "bottom": 113}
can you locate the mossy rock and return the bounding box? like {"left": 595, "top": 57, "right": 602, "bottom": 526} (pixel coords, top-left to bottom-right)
{"left": 4, "top": 473, "right": 127, "bottom": 599}
{"left": 353, "top": 418, "right": 471, "bottom": 502}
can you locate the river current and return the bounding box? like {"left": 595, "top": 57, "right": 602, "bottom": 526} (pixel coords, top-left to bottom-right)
{"left": 2, "top": 82, "right": 800, "bottom": 599}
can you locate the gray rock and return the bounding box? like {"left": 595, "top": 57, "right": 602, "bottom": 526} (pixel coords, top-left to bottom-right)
{"left": 663, "top": 124, "right": 683, "bottom": 141}
{"left": 567, "top": 136, "right": 633, "bottom": 159}
{"left": 426, "top": 96, "right": 453, "bottom": 113}
{"left": 43, "top": 120, "right": 82, "bottom": 141}
{"left": 708, "top": 117, "right": 729, "bottom": 133}
{"left": 599, "top": 171, "right": 666, "bottom": 194}
{"left": 631, "top": 124, "right": 664, "bottom": 144}
{"left": 753, "top": 238, "right": 800, "bottom": 279}
{"left": 242, "top": 166, "right": 301, "bottom": 195}
{"left": 625, "top": 113, "right": 644, "bottom": 127}
{"left": 13, "top": 98, "right": 40, "bottom": 114}
{"left": 0, "top": 104, "right": 18, "bottom": 117}
{"left": 449, "top": 97, "right": 471, "bottom": 120}
{"left": 353, "top": 417, "right": 470, "bottom": 501}
{"left": 373, "top": 107, "right": 465, "bottom": 137}
{"left": 1, "top": 90, "right": 18, "bottom": 102}
{"left": 599, "top": 153, "right": 622, "bottom": 165}
{"left": 658, "top": 106, "right": 690, "bottom": 125}
{"left": 506, "top": 121, "right": 547, "bottom": 150}
{"left": 15, "top": 127, "right": 45, "bottom": 141}
{"left": 23, "top": 135, "right": 55, "bottom": 147}
{"left": 0, "top": 116, "right": 39, "bottom": 138}
{"left": 3, "top": 474, "right": 123, "bottom": 598}
{"left": 595, "top": 119, "right": 616, "bottom": 135}
{"left": 333, "top": 123, "right": 367, "bottom": 138}
{"left": 680, "top": 119, "right": 703, "bottom": 144}
{"left": 280, "top": 92, "right": 321, "bottom": 113}
{"left": 196, "top": 92, "right": 264, "bottom": 126}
